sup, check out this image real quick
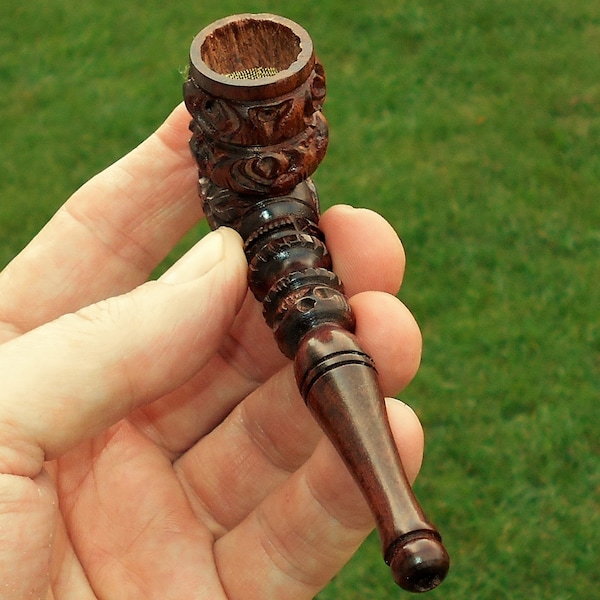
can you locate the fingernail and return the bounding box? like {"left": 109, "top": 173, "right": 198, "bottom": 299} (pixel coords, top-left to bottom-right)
{"left": 160, "top": 229, "right": 227, "bottom": 285}
{"left": 335, "top": 204, "right": 357, "bottom": 213}
{"left": 390, "top": 397, "right": 418, "bottom": 416}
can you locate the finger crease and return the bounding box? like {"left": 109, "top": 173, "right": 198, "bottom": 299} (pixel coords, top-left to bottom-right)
{"left": 217, "top": 331, "right": 266, "bottom": 388}
{"left": 304, "top": 468, "right": 371, "bottom": 536}
{"left": 255, "top": 504, "right": 321, "bottom": 588}
{"left": 174, "top": 464, "right": 229, "bottom": 538}
{"left": 237, "top": 403, "right": 296, "bottom": 475}
{"left": 60, "top": 198, "right": 154, "bottom": 281}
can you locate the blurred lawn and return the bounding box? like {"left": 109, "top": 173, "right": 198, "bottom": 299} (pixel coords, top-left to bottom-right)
{"left": 1, "top": 1, "right": 599, "bottom": 598}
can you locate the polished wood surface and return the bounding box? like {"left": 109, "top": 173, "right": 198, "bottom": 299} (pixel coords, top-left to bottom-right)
{"left": 184, "top": 14, "right": 449, "bottom": 592}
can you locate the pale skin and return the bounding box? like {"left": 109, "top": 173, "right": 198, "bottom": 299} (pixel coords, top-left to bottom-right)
{"left": 0, "top": 104, "right": 424, "bottom": 599}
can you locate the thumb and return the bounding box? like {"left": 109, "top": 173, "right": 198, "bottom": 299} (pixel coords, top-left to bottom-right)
{"left": 0, "top": 228, "right": 247, "bottom": 478}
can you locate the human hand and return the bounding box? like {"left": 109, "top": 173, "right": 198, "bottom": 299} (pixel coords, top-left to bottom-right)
{"left": 0, "top": 104, "right": 423, "bottom": 599}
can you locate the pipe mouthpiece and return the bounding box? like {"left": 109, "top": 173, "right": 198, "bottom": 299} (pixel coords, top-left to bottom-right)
{"left": 387, "top": 533, "right": 450, "bottom": 593}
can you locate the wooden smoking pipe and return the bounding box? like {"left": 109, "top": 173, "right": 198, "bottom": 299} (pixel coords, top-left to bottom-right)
{"left": 183, "top": 14, "right": 449, "bottom": 593}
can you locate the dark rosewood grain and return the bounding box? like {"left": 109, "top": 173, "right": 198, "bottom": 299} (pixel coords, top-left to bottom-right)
{"left": 183, "top": 14, "right": 449, "bottom": 592}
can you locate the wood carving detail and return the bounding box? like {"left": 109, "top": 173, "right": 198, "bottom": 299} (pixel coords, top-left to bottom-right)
{"left": 184, "top": 13, "right": 449, "bottom": 593}
{"left": 184, "top": 62, "right": 327, "bottom": 195}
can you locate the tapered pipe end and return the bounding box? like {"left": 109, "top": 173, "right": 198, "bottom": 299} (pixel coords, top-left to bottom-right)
{"left": 386, "top": 533, "right": 450, "bottom": 593}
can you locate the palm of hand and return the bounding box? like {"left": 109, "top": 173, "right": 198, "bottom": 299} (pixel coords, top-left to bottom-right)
{"left": 0, "top": 105, "right": 423, "bottom": 599}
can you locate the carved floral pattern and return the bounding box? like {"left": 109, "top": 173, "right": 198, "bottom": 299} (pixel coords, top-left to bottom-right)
{"left": 184, "top": 15, "right": 449, "bottom": 591}
{"left": 185, "top": 63, "right": 328, "bottom": 195}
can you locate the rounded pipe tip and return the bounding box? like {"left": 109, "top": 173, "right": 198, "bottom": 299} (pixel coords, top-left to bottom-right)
{"left": 387, "top": 535, "right": 450, "bottom": 593}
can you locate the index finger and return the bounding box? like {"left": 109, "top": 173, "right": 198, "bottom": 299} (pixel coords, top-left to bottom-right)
{"left": 0, "top": 103, "right": 202, "bottom": 334}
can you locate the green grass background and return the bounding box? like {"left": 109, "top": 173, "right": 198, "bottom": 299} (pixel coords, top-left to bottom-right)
{"left": 1, "top": 1, "right": 599, "bottom": 598}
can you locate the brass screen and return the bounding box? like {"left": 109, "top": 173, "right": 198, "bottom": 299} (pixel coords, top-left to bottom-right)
{"left": 224, "top": 66, "right": 280, "bottom": 80}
